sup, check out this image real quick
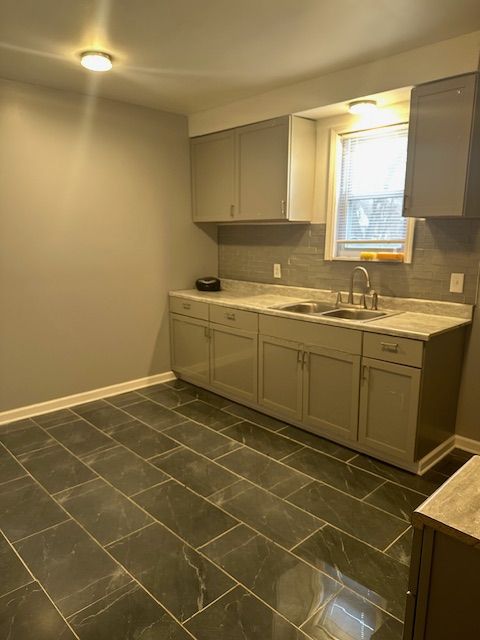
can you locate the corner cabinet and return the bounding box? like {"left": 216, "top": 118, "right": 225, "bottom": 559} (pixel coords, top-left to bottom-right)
{"left": 190, "top": 115, "right": 316, "bottom": 222}
{"left": 404, "top": 72, "right": 480, "bottom": 218}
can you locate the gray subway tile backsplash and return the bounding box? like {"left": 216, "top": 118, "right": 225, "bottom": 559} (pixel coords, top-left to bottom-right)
{"left": 218, "top": 220, "right": 480, "bottom": 304}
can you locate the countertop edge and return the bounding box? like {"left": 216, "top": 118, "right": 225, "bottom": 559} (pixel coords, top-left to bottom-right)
{"left": 168, "top": 291, "right": 471, "bottom": 341}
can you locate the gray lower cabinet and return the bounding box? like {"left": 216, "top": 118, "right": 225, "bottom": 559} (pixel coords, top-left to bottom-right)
{"left": 358, "top": 357, "right": 421, "bottom": 462}
{"left": 170, "top": 313, "right": 210, "bottom": 385}
{"left": 210, "top": 323, "right": 258, "bottom": 403}
{"left": 170, "top": 297, "right": 465, "bottom": 472}
{"left": 405, "top": 526, "right": 480, "bottom": 640}
{"left": 258, "top": 335, "right": 303, "bottom": 421}
{"left": 303, "top": 345, "right": 361, "bottom": 442}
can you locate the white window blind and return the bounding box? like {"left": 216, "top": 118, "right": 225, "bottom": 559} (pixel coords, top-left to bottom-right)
{"left": 333, "top": 123, "right": 410, "bottom": 259}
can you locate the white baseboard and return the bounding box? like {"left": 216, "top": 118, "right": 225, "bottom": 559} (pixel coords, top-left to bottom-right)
{"left": 455, "top": 435, "right": 480, "bottom": 455}
{"left": 0, "top": 371, "right": 176, "bottom": 426}
{"left": 417, "top": 436, "right": 456, "bottom": 474}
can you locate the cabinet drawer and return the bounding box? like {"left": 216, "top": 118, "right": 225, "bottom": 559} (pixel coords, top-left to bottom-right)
{"left": 259, "top": 314, "right": 361, "bottom": 354}
{"left": 210, "top": 304, "right": 258, "bottom": 332}
{"left": 169, "top": 297, "right": 209, "bottom": 320}
{"left": 363, "top": 333, "right": 423, "bottom": 367}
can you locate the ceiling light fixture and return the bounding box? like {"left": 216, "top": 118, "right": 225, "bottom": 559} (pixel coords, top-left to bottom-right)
{"left": 348, "top": 99, "right": 377, "bottom": 115}
{"left": 80, "top": 51, "right": 113, "bottom": 72}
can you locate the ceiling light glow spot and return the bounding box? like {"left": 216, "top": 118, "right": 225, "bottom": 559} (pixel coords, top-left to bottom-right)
{"left": 348, "top": 100, "right": 378, "bottom": 115}
{"left": 80, "top": 51, "right": 113, "bottom": 72}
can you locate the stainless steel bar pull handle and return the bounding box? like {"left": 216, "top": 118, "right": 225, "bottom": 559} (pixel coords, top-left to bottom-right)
{"left": 381, "top": 342, "right": 399, "bottom": 353}
{"left": 362, "top": 365, "right": 369, "bottom": 382}
{"left": 226, "top": 312, "right": 236, "bottom": 321}
{"left": 281, "top": 200, "right": 286, "bottom": 216}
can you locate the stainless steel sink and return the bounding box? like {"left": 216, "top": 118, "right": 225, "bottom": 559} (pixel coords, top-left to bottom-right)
{"left": 322, "top": 308, "right": 388, "bottom": 321}
{"left": 274, "top": 301, "right": 336, "bottom": 314}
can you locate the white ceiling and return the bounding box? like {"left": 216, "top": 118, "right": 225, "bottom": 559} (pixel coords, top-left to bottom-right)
{"left": 1, "top": 0, "right": 479, "bottom": 115}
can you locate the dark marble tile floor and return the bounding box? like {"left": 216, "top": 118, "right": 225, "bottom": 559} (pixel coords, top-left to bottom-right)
{"left": 0, "top": 379, "right": 466, "bottom": 639}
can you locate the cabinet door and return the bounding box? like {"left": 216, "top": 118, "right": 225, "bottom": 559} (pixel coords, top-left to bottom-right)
{"left": 302, "top": 345, "right": 361, "bottom": 442}
{"left": 258, "top": 335, "right": 303, "bottom": 421}
{"left": 210, "top": 323, "right": 258, "bottom": 404}
{"left": 170, "top": 314, "right": 210, "bottom": 384}
{"left": 236, "top": 117, "right": 289, "bottom": 220}
{"left": 404, "top": 73, "right": 476, "bottom": 217}
{"left": 191, "top": 130, "right": 235, "bottom": 221}
{"left": 358, "top": 357, "right": 421, "bottom": 462}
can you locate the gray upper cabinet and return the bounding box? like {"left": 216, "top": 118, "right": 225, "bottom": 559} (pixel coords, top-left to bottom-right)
{"left": 190, "top": 130, "right": 236, "bottom": 221}
{"left": 404, "top": 72, "right": 480, "bottom": 218}
{"left": 236, "top": 117, "right": 289, "bottom": 220}
{"left": 190, "top": 115, "right": 316, "bottom": 222}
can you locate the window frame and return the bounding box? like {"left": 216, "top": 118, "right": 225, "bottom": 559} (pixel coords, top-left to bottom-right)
{"left": 325, "top": 121, "right": 415, "bottom": 263}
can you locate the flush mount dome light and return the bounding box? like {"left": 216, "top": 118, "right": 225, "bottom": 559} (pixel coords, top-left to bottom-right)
{"left": 348, "top": 99, "right": 377, "bottom": 115}
{"left": 80, "top": 51, "right": 113, "bottom": 72}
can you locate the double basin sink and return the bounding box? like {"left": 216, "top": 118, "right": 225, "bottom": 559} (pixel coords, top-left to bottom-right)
{"left": 273, "top": 301, "right": 389, "bottom": 322}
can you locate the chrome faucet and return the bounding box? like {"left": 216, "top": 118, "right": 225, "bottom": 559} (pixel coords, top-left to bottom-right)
{"left": 344, "top": 266, "right": 377, "bottom": 310}
{"left": 348, "top": 266, "right": 371, "bottom": 304}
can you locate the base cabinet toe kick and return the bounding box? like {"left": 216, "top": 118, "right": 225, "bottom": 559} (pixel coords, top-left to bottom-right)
{"left": 169, "top": 296, "right": 465, "bottom": 474}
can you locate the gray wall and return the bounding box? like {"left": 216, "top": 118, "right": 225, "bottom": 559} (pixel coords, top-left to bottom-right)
{"left": 218, "top": 222, "right": 480, "bottom": 441}
{"left": 0, "top": 78, "right": 217, "bottom": 413}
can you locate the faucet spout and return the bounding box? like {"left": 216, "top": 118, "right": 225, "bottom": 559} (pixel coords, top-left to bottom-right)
{"left": 348, "top": 266, "right": 371, "bottom": 306}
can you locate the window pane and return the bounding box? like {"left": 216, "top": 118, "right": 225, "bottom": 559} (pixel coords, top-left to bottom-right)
{"left": 334, "top": 124, "right": 409, "bottom": 258}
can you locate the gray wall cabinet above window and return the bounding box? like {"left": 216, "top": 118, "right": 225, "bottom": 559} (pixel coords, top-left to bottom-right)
{"left": 190, "top": 115, "right": 316, "bottom": 222}
{"left": 404, "top": 72, "right": 480, "bottom": 218}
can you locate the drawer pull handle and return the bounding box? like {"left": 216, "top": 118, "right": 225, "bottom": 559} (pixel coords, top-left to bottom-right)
{"left": 381, "top": 342, "right": 399, "bottom": 353}
{"left": 182, "top": 303, "right": 191, "bottom": 310}
{"left": 226, "top": 312, "right": 236, "bottom": 321}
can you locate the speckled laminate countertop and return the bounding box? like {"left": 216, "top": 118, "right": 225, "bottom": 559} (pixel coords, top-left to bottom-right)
{"left": 413, "top": 456, "right": 480, "bottom": 546}
{"left": 169, "top": 279, "right": 472, "bottom": 341}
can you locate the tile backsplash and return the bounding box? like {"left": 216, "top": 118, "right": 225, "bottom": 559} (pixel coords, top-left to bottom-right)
{"left": 218, "top": 219, "right": 480, "bottom": 304}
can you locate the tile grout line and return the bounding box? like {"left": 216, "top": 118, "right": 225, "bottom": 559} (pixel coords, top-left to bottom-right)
{"left": 3, "top": 384, "right": 408, "bottom": 626}
{"left": 51, "top": 476, "right": 100, "bottom": 498}
{"left": 196, "top": 523, "right": 243, "bottom": 551}
{"left": 182, "top": 584, "right": 239, "bottom": 625}
{"left": 360, "top": 479, "right": 389, "bottom": 502}
{"left": 6, "top": 414, "right": 353, "bottom": 631}
{"left": 382, "top": 526, "right": 412, "bottom": 554}
{"left": 0, "top": 579, "right": 36, "bottom": 602}
{"left": 38, "top": 385, "right": 434, "bottom": 499}
{"left": 13, "top": 391, "right": 412, "bottom": 560}
{"left": 4, "top": 392, "right": 412, "bottom": 562}
{"left": 3, "top": 452, "right": 200, "bottom": 639}
{"left": 112, "top": 387, "right": 412, "bottom": 621}
{"left": 12, "top": 517, "right": 72, "bottom": 545}
{"left": 1, "top": 533, "right": 81, "bottom": 639}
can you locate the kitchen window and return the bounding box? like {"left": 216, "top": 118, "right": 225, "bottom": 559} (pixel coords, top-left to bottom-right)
{"left": 325, "top": 123, "right": 414, "bottom": 262}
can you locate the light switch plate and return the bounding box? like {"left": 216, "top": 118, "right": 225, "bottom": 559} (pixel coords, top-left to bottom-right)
{"left": 273, "top": 263, "right": 282, "bottom": 279}
{"left": 450, "top": 273, "right": 464, "bottom": 293}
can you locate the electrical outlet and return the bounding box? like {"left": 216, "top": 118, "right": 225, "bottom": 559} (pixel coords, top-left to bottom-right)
{"left": 450, "top": 273, "right": 464, "bottom": 293}
{"left": 273, "top": 263, "right": 282, "bottom": 279}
